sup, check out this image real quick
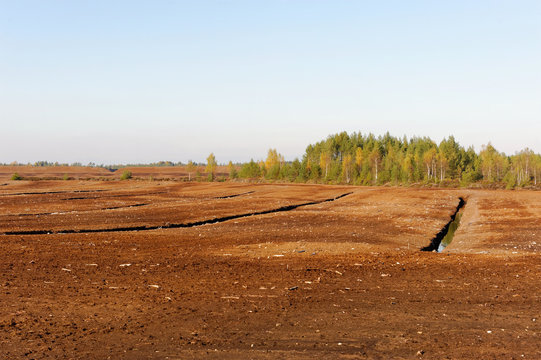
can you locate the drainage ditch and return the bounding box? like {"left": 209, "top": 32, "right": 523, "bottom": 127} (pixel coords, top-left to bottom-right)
{"left": 215, "top": 191, "right": 255, "bottom": 199}
{"left": 2, "top": 192, "right": 353, "bottom": 236}
{"left": 421, "top": 197, "right": 466, "bottom": 252}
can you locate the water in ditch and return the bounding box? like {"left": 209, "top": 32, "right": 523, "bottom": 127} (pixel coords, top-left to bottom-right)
{"left": 421, "top": 197, "right": 466, "bottom": 252}
{"left": 436, "top": 208, "right": 464, "bottom": 252}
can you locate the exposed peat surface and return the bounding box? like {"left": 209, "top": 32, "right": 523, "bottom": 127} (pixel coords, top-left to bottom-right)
{"left": 0, "top": 192, "right": 352, "bottom": 235}
{"left": 0, "top": 180, "right": 539, "bottom": 359}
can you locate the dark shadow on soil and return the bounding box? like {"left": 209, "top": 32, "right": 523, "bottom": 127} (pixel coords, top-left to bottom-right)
{"left": 215, "top": 191, "right": 255, "bottom": 199}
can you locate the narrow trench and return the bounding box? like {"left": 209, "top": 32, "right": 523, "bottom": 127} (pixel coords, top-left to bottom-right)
{"left": 421, "top": 197, "right": 466, "bottom": 252}
{"left": 1, "top": 192, "right": 353, "bottom": 236}
{"left": 101, "top": 203, "right": 149, "bottom": 211}
{"left": 215, "top": 191, "right": 255, "bottom": 199}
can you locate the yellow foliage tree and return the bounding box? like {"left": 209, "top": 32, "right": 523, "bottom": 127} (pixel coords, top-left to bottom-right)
{"left": 265, "top": 149, "right": 283, "bottom": 170}
{"left": 186, "top": 160, "right": 196, "bottom": 181}
{"left": 423, "top": 147, "right": 437, "bottom": 180}
{"left": 320, "top": 151, "right": 331, "bottom": 178}
{"left": 206, "top": 153, "right": 217, "bottom": 181}
{"left": 369, "top": 147, "right": 381, "bottom": 182}
{"left": 227, "top": 161, "right": 237, "bottom": 179}
{"left": 342, "top": 154, "right": 353, "bottom": 183}
{"left": 355, "top": 147, "right": 363, "bottom": 173}
{"left": 264, "top": 148, "right": 284, "bottom": 179}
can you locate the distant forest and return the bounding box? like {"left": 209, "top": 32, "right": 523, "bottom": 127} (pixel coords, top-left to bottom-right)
{"left": 235, "top": 132, "right": 541, "bottom": 189}
{"left": 6, "top": 132, "right": 541, "bottom": 189}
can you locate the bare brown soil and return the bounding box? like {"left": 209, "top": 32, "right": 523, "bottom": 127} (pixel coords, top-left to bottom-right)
{"left": 1, "top": 180, "right": 539, "bottom": 359}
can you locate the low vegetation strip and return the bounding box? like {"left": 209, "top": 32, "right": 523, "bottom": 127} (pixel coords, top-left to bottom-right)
{"left": 1, "top": 192, "right": 353, "bottom": 236}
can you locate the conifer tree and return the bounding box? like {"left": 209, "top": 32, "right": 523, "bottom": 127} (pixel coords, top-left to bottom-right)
{"left": 294, "top": 131, "right": 539, "bottom": 187}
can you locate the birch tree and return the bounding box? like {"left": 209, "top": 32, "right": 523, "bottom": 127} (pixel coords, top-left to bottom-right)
{"left": 186, "top": 160, "right": 196, "bottom": 181}
{"left": 342, "top": 154, "right": 353, "bottom": 183}
{"left": 320, "top": 151, "right": 331, "bottom": 178}
{"left": 369, "top": 147, "right": 381, "bottom": 183}
{"left": 206, "top": 153, "right": 217, "bottom": 181}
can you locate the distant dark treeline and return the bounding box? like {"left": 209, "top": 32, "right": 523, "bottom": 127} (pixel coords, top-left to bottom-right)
{"left": 5, "top": 160, "right": 200, "bottom": 170}
{"left": 236, "top": 132, "right": 541, "bottom": 189}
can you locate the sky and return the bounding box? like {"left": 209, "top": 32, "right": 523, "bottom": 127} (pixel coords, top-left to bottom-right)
{"left": 1, "top": 1, "right": 540, "bottom": 164}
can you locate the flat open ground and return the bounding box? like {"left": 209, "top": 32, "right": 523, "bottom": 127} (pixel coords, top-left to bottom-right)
{"left": 1, "top": 180, "right": 539, "bottom": 359}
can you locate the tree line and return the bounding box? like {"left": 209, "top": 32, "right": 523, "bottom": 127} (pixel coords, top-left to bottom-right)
{"left": 224, "top": 132, "right": 541, "bottom": 189}
{"left": 5, "top": 131, "right": 540, "bottom": 188}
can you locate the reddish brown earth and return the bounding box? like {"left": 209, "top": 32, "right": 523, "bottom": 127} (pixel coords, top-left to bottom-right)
{"left": 0, "top": 180, "right": 539, "bottom": 359}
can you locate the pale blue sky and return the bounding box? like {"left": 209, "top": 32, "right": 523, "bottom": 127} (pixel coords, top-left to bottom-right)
{"left": 1, "top": 1, "right": 540, "bottom": 164}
